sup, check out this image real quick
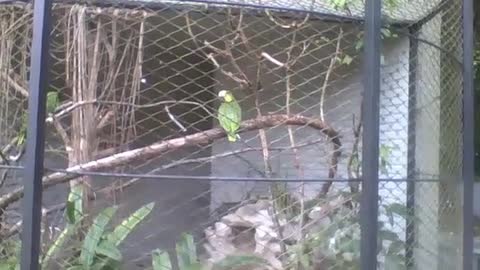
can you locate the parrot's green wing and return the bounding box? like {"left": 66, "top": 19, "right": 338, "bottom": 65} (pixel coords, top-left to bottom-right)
{"left": 46, "top": 91, "right": 59, "bottom": 114}
{"left": 218, "top": 100, "right": 241, "bottom": 142}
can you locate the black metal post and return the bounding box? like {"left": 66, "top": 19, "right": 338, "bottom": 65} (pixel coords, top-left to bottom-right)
{"left": 360, "top": 0, "right": 382, "bottom": 269}
{"left": 19, "top": 0, "right": 52, "bottom": 268}
{"left": 462, "top": 0, "right": 475, "bottom": 268}
{"left": 405, "top": 25, "right": 419, "bottom": 270}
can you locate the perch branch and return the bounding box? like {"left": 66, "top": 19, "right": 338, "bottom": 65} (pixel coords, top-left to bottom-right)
{"left": 0, "top": 114, "right": 341, "bottom": 210}
{"left": 93, "top": 137, "right": 326, "bottom": 201}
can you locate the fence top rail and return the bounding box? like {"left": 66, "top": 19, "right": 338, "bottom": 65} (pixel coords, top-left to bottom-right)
{"left": 0, "top": 0, "right": 447, "bottom": 26}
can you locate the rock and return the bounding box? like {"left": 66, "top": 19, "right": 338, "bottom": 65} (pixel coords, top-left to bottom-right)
{"left": 204, "top": 196, "right": 351, "bottom": 270}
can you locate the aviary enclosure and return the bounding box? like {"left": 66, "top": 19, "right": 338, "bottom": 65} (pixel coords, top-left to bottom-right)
{"left": 0, "top": 0, "right": 475, "bottom": 269}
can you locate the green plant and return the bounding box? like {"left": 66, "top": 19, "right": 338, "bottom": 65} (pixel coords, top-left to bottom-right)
{"left": 151, "top": 233, "right": 272, "bottom": 270}
{"left": 41, "top": 187, "right": 155, "bottom": 270}
{"left": 0, "top": 238, "right": 20, "bottom": 270}
{"left": 284, "top": 196, "right": 416, "bottom": 270}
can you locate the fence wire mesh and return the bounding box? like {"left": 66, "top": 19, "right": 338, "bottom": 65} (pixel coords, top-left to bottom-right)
{"left": 0, "top": 0, "right": 468, "bottom": 269}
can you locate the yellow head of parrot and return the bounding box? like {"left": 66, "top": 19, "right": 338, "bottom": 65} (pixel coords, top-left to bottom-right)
{"left": 218, "top": 90, "right": 234, "bottom": 103}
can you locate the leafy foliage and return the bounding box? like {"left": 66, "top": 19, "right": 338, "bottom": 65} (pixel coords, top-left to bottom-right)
{"left": 283, "top": 195, "right": 416, "bottom": 270}
{"left": 0, "top": 239, "right": 20, "bottom": 270}
{"left": 41, "top": 187, "right": 155, "bottom": 270}
{"left": 151, "top": 233, "right": 272, "bottom": 270}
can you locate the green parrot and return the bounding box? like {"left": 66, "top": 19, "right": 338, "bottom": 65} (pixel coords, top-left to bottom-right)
{"left": 46, "top": 90, "right": 59, "bottom": 115}
{"left": 217, "top": 90, "right": 241, "bottom": 142}
{"left": 16, "top": 90, "right": 59, "bottom": 147}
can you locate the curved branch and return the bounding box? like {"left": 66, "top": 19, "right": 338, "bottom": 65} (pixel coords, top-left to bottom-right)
{"left": 0, "top": 114, "right": 341, "bottom": 210}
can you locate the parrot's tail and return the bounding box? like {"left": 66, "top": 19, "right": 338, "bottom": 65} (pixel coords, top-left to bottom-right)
{"left": 227, "top": 134, "right": 237, "bottom": 142}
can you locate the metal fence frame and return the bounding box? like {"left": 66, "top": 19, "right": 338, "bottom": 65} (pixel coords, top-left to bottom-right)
{"left": 13, "top": 0, "right": 475, "bottom": 269}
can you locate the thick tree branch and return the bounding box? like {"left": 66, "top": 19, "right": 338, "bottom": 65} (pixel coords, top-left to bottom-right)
{"left": 0, "top": 114, "right": 341, "bottom": 210}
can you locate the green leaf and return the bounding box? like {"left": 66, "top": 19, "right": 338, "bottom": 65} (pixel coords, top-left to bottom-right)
{"left": 42, "top": 223, "right": 79, "bottom": 269}
{"left": 342, "top": 55, "right": 353, "bottom": 65}
{"left": 152, "top": 249, "right": 172, "bottom": 270}
{"left": 176, "top": 233, "right": 197, "bottom": 269}
{"left": 0, "top": 261, "right": 17, "bottom": 270}
{"left": 107, "top": 202, "right": 154, "bottom": 246}
{"left": 212, "top": 255, "right": 271, "bottom": 270}
{"left": 80, "top": 206, "right": 118, "bottom": 269}
{"left": 91, "top": 258, "right": 121, "bottom": 270}
{"left": 183, "top": 262, "right": 204, "bottom": 270}
{"left": 381, "top": 28, "right": 392, "bottom": 38}
{"left": 96, "top": 240, "right": 122, "bottom": 261}
{"left": 66, "top": 201, "right": 76, "bottom": 225}
{"left": 355, "top": 40, "right": 364, "bottom": 51}
{"left": 66, "top": 265, "right": 84, "bottom": 270}
{"left": 67, "top": 185, "right": 84, "bottom": 224}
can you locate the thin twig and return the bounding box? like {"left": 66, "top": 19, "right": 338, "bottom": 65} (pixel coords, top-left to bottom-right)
{"left": 320, "top": 27, "right": 343, "bottom": 122}
{"left": 261, "top": 52, "right": 285, "bottom": 67}
{"left": 0, "top": 72, "right": 29, "bottom": 98}
{"left": 165, "top": 105, "right": 187, "bottom": 132}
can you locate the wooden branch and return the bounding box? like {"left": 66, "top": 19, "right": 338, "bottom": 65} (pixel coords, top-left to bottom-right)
{"left": 0, "top": 114, "right": 341, "bottom": 210}
{"left": 320, "top": 27, "right": 343, "bottom": 122}
{"left": 0, "top": 72, "right": 29, "bottom": 98}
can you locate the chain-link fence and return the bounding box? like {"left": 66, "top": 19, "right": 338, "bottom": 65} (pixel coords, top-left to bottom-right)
{"left": 0, "top": 0, "right": 473, "bottom": 269}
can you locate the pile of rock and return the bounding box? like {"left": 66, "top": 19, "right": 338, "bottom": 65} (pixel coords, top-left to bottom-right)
{"left": 202, "top": 196, "right": 346, "bottom": 270}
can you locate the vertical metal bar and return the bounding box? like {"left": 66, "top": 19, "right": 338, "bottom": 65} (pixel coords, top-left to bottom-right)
{"left": 406, "top": 25, "right": 419, "bottom": 270}
{"left": 20, "top": 0, "right": 52, "bottom": 268}
{"left": 360, "top": 0, "right": 382, "bottom": 269}
{"left": 462, "top": 0, "right": 474, "bottom": 268}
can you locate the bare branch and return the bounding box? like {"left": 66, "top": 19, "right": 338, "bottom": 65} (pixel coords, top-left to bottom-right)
{"left": 261, "top": 52, "right": 285, "bottom": 67}
{"left": 0, "top": 72, "right": 29, "bottom": 98}
{"left": 51, "top": 115, "right": 72, "bottom": 151}
{"left": 0, "top": 114, "right": 341, "bottom": 210}
{"left": 320, "top": 27, "right": 343, "bottom": 122}
{"left": 206, "top": 53, "right": 250, "bottom": 86}
{"left": 265, "top": 9, "right": 296, "bottom": 29}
